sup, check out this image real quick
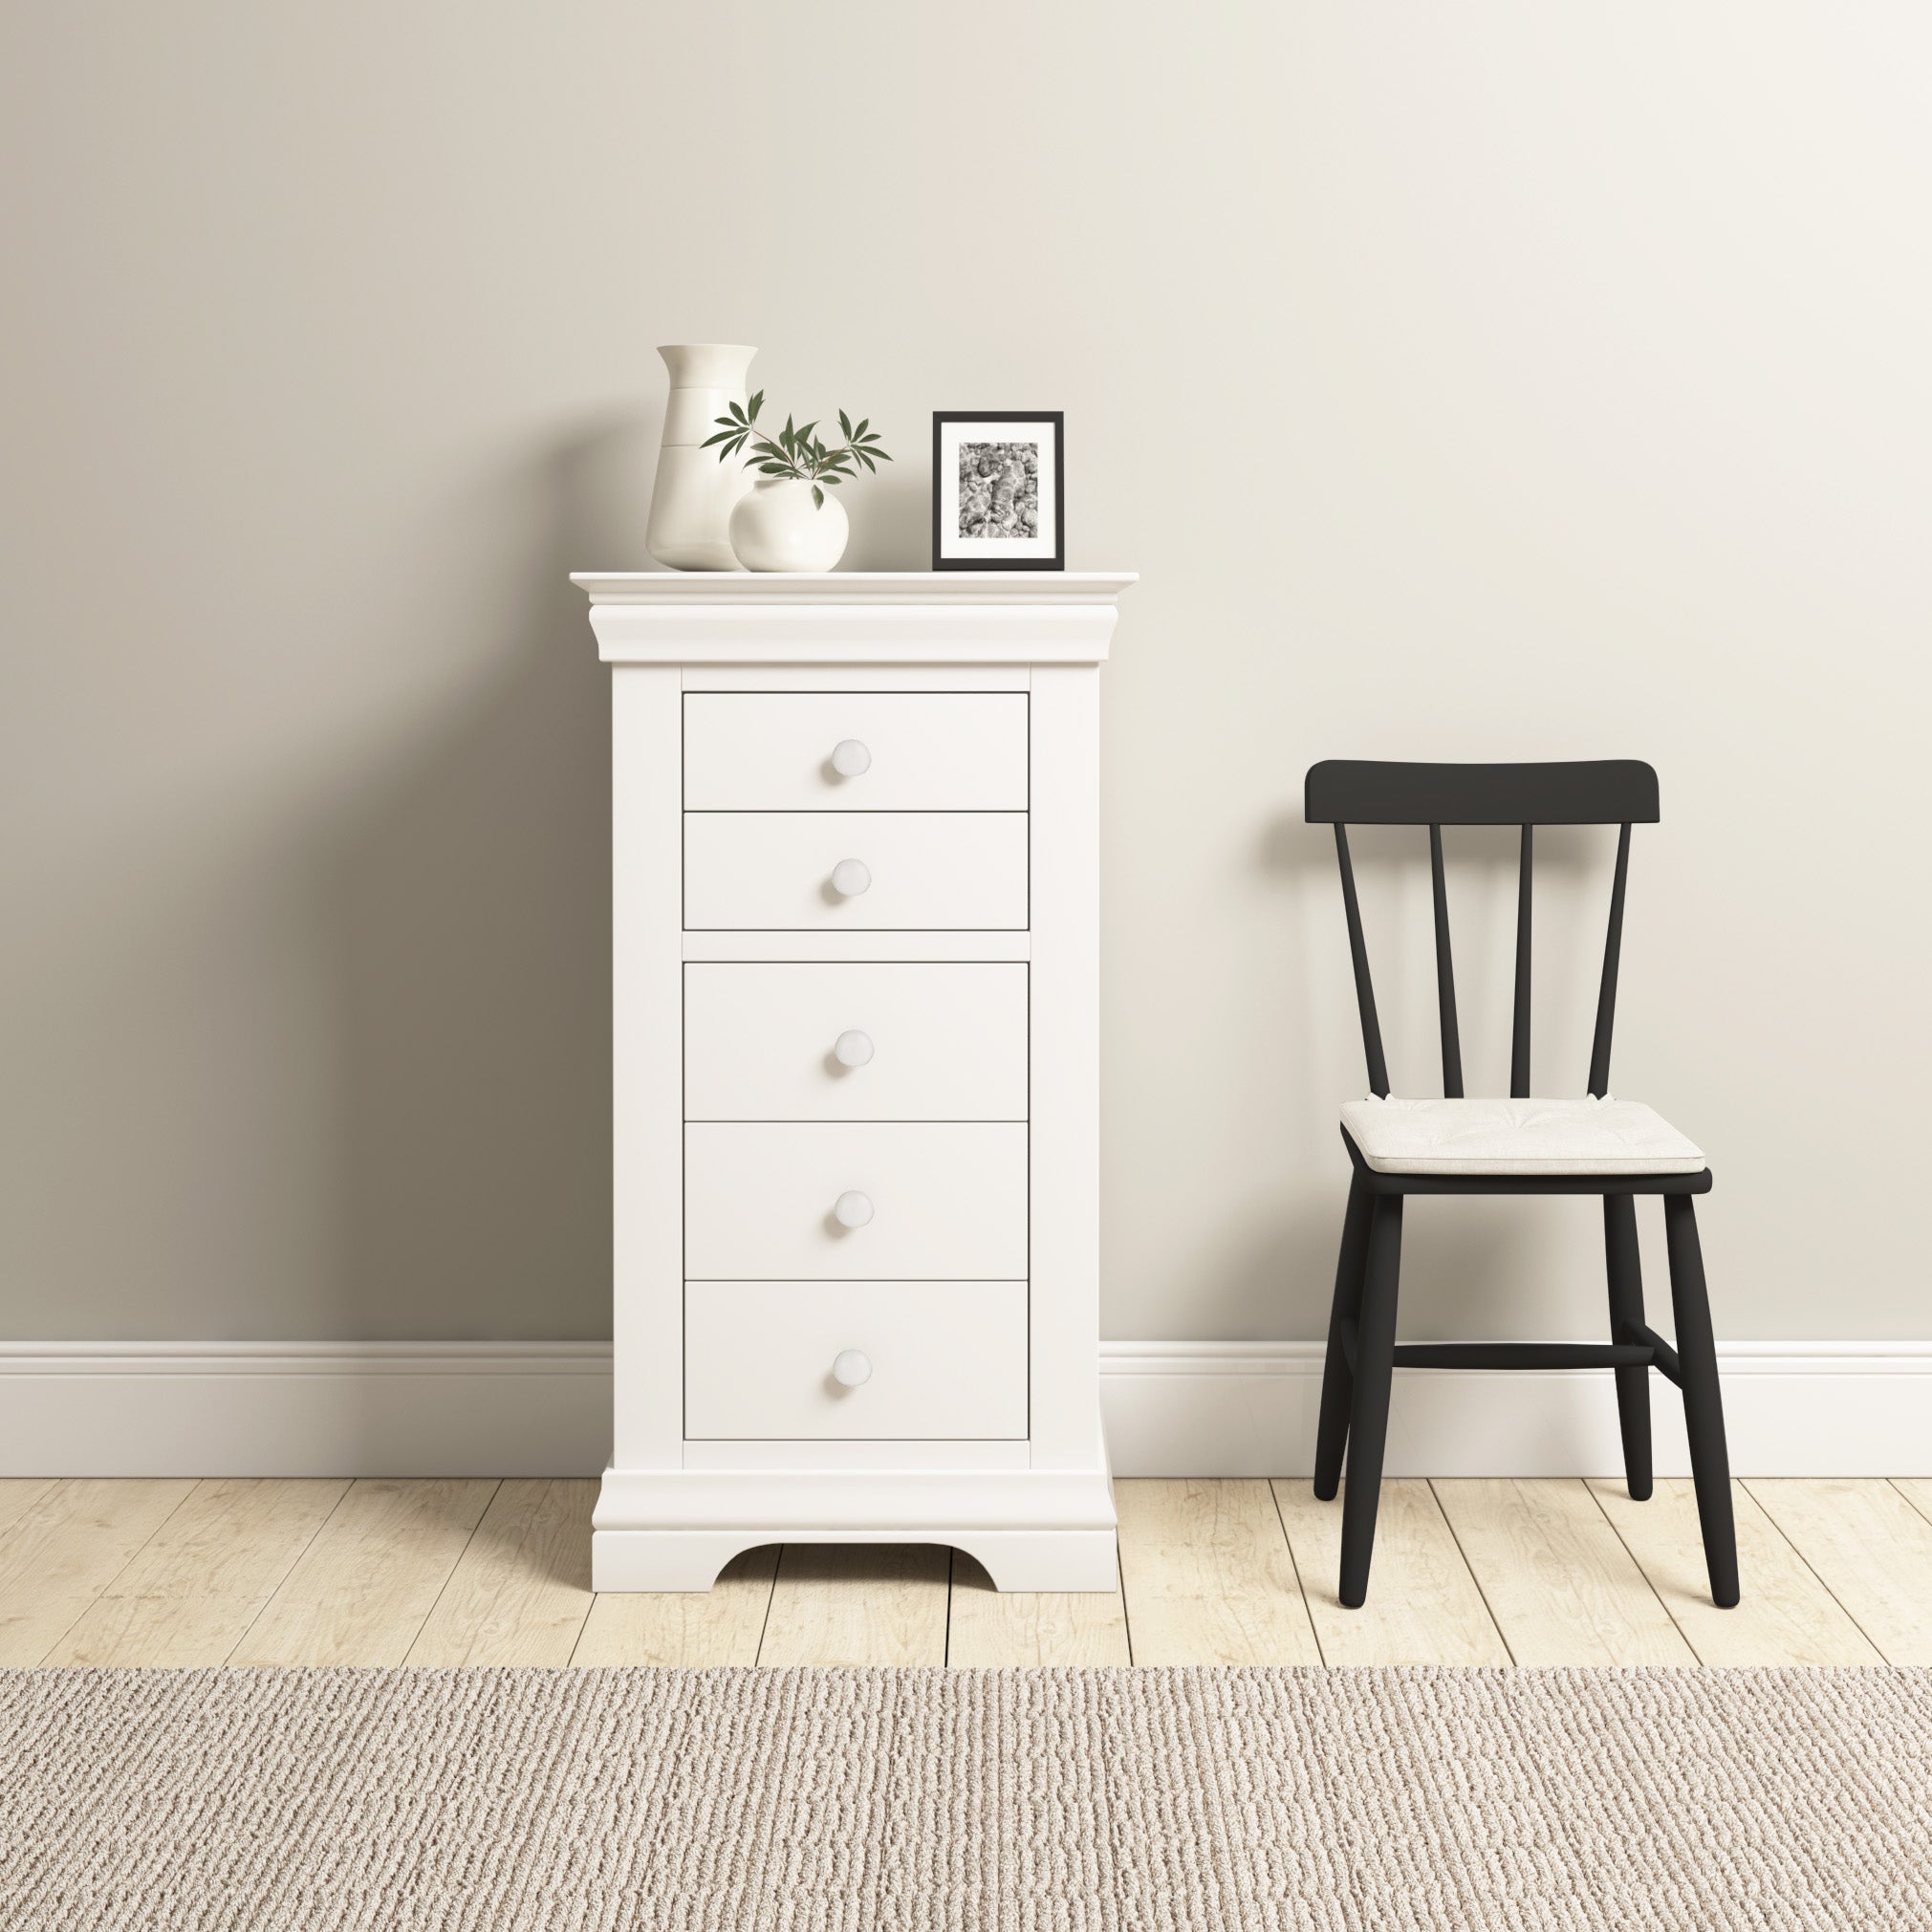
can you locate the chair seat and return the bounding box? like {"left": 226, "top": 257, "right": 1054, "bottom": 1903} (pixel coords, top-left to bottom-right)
{"left": 1339, "top": 1096, "right": 1705, "bottom": 1175}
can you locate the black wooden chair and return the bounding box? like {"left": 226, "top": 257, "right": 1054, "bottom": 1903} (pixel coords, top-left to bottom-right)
{"left": 1305, "top": 760, "right": 1739, "bottom": 1611}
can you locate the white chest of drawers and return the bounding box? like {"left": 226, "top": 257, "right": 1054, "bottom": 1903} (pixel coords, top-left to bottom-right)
{"left": 576, "top": 571, "right": 1133, "bottom": 1592}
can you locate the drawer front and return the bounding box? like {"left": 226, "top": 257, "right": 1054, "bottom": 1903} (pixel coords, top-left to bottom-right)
{"left": 684, "top": 693, "right": 1027, "bottom": 811}
{"left": 684, "top": 963, "right": 1027, "bottom": 1121}
{"left": 684, "top": 1280, "right": 1028, "bottom": 1440}
{"left": 684, "top": 1122, "right": 1028, "bottom": 1279}
{"left": 684, "top": 813, "right": 1027, "bottom": 930}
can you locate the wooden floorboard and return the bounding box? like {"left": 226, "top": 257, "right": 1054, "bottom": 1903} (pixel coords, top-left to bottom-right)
{"left": 1115, "top": 1479, "right": 1319, "bottom": 1666}
{"left": 944, "top": 1552, "right": 1131, "bottom": 1667}
{"left": 0, "top": 1479, "right": 197, "bottom": 1665}
{"left": 1273, "top": 1479, "right": 1510, "bottom": 1665}
{"left": 0, "top": 1480, "right": 58, "bottom": 1539}
{"left": 229, "top": 1478, "right": 498, "bottom": 1667}
{"left": 1433, "top": 1479, "right": 1696, "bottom": 1666}
{"left": 1589, "top": 1478, "right": 1883, "bottom": 1667}
{"left": 573, "top": 1547, "right": 780, "bottom": 1667}
{"left": 1743, "top": 1479, "right": 1932, "bottom": 1665}
{"left": 7, "top": 1474, "right": 1932, "bottom": 1668}
{"left": 47, "top": 1479, "right": 347, "bottom": 1668}
{"left": 406, "top": 1480, "right": 597, "bottom": 1667}
{"left": 756, "top": 1544, "right": 950, "bottom": 1667}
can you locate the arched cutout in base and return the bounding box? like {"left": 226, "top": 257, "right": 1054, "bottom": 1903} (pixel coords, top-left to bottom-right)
{"left": 592, "top": 1528, "right": 1118, "bottom": 1596}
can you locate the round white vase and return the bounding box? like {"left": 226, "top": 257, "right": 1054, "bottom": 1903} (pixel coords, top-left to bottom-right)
{"left": 645, "top": 344, "right": 756, "bottom": 571}
{"left": 728, "top": 478, "right": 850, "bottom": 573}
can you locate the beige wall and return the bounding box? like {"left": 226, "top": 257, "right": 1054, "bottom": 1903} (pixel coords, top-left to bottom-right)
{"left": 3, "top": 4, "right": 1927, "bottom": 1343}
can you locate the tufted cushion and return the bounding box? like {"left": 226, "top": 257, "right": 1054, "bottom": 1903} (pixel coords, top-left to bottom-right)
{"left": 1339, "top": 1096, "right": 1706, "bottom": 1176}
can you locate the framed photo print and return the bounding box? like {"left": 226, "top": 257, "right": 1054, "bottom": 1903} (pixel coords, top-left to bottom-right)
{"left": 932, "top": 411, "right": 1064, "bottom": 571}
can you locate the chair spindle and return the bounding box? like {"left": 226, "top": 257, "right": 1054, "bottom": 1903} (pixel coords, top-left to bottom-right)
{"left": 1589, "top": 822, "right": 1632, "bottom": 1097}
{"left": 1334, "top": 824, "right": 1390, "bottom": 1097}
{"left": 1510, "top": 824, "right": 1533, "bottom": 1096}
{"left": 1428, "top": 824, "right": 1464, "bottom": 1097}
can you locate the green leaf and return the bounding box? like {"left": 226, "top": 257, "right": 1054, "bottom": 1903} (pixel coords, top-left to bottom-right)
{"left": 870, "top": 447, "right": 893, "bottom": 462}
{"left": 812, "top": 485, "right": 824, "bottom": 510}
{"left": 758, "top": 461, "right": 793, "bottom": 475}
{"left": 855, "top": 419, "right": 868, "bottom": 438}
{"left": 727, "top": 401, "right": 746, "bottom": 424}
{"left": 854, "top": 449, "right": 875, "bottom": 472}
{"left": 700, "top": 428, "right": 736, "bottom": 447}
{"left": 747, "top": 391, "right": 764, "bottom": 420}
{"left": 838, "top": 409, "right": 853, "bottom": 440}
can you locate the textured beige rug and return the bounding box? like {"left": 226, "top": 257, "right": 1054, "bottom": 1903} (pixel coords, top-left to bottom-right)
{"left": 1, "top": 1666, "right": 1927, "bottom": 1928}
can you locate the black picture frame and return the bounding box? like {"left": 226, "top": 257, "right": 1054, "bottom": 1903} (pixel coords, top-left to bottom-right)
{"left": 931, "top": 411, "right": 1065, "bottom": 571}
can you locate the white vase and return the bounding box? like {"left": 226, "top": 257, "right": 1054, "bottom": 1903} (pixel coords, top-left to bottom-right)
{"left": 728, "top": 477, "right": 850, "bottom": 572}
{"left": 645, "top": 344, "right": 756, "bottom": 571}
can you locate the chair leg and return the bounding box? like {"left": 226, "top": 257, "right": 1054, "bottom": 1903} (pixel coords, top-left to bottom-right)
{"left": 1313, "top": 1172, "right": 1374, "bottom": 1501}
{"left": 1603, "top": 1194, "right": 1653, "bottom": 1501}
{"left": 1338, "top": 1193, "right": 1402, "bottom": 1609}
{"left": 1664, "top": 1194, "right": 1740, "bottom": 1608}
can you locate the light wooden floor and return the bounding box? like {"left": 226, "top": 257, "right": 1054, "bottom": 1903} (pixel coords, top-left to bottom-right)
{"left": 3, "top": 1477, "right": 1927, "bottom": 1669}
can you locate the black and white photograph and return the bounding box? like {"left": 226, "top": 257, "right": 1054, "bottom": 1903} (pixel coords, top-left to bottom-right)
{"left": 957, "top": 441, "right": 1039, "bottom": 540}
{"left": 931, "top": 410, "right": 1064, "bottom": 569}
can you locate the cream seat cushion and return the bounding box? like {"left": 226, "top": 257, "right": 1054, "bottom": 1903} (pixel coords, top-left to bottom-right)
{"left": 1339, "top": 1096, "right": 1705, "bottom": 1176}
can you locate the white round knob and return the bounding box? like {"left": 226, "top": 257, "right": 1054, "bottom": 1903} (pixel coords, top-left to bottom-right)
{"left": 833, "top": 1029, "right": 874, "bottom": 1068}
{"left": 832, "top": 1349, "right": 872, "bottom": 1388}
{"left": 830, "top": 858, "right": 871, "bottom": 898}
{"left": 831, "top": 739, "right": 872, "bottom": 778}
{"left": 833, "top": 1189, "right": 874, "bottom": 1228}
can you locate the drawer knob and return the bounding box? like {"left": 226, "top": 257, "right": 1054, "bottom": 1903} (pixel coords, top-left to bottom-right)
{"left": 832, "top": 1348, "right": 873, "bottom": 1388}
{"left": 833, "top": 1189, "right": 874, "bottom": 1228}
{"left": 831, "top": 738, "right": 872, "bottom": 778}
{"left": 833, "top": 1029, "right": 874, "bottom": 1068}
{"left": 830, "top": 857, "right": 872, "bottom": 898}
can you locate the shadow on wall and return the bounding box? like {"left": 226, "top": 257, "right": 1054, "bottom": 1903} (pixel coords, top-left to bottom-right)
{"left": 317, "top": 421, "right": 933, "bottom": 1345}
{"left": 838, "top": 464, "right": 929, "bottom": 571}
{"left": 326, "top": 417, "right": 651, "bottom": 1341}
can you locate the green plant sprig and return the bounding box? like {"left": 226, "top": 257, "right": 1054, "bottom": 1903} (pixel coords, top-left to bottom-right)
{"left": 703, "top": 394, "right": 892, "bottom": 510}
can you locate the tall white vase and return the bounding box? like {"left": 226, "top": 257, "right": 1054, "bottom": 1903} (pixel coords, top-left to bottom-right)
{"left": 645, "top": 344, "right": 756, "bottom": 571}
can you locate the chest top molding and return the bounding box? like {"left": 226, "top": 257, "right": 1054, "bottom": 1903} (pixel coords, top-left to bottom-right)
{"left": 575, "top": 572, "right": 1136, "bottom": 664}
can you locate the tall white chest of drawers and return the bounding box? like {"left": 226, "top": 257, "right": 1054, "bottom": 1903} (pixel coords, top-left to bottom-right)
{"left": 576, "top": 571, "right": 1133, "bottom": 1592}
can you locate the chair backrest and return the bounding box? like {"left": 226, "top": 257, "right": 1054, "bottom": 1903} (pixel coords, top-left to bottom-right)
{"left": 1303, "top": 760, "right": 1661, "bottom": 1100}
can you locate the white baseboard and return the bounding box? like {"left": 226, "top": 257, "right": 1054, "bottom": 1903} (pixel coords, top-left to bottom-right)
{"left": 0, "top": 1339, "right": 1926, "bottom": 1478}
{"left": 0, "top": 1344, "right": 613, "bottom": 1479}
{"left": 1098, "top": 1342, "right": 1932, "bottom": 1478}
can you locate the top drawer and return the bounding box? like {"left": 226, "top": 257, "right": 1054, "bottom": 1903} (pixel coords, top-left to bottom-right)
{"left": 684, "top": 693, "right": 1027, "bottom": 811}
